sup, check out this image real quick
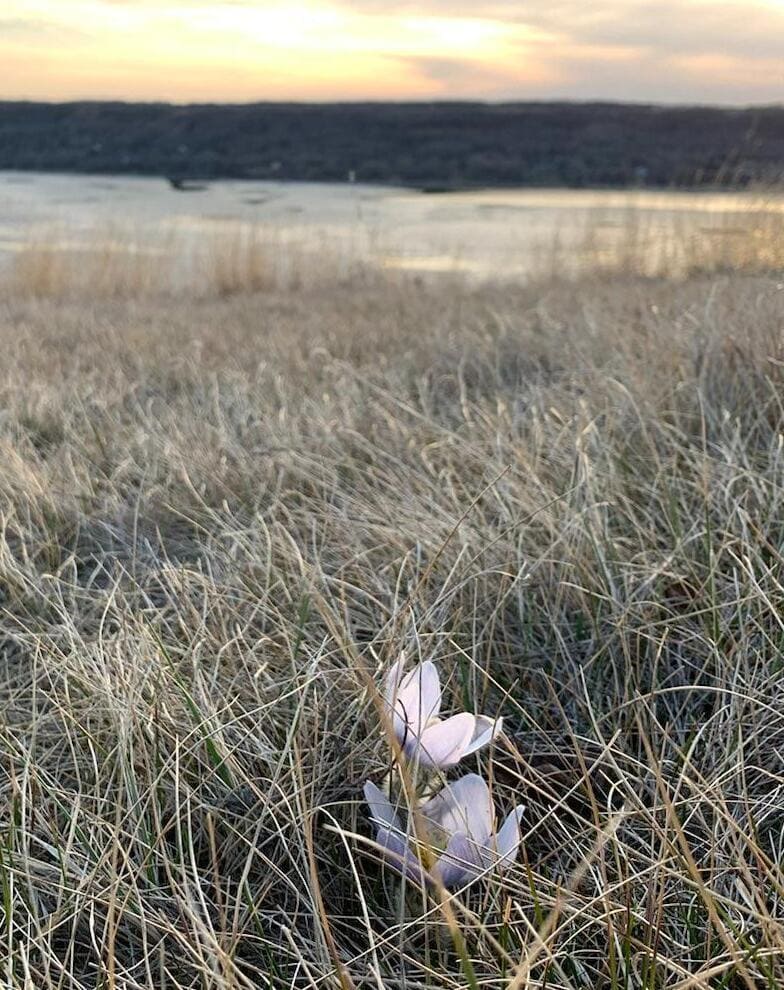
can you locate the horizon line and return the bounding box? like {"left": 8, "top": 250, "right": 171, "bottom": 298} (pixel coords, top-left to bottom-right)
{"left": 4, "top": 97, "right": 784, "bottom": 112}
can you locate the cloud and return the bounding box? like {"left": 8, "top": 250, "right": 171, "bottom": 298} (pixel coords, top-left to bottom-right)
{"left": 396, "top": 17, "right": 784, "bottom": 105}
{"left": 381, "top": 0, "right": 784, "bottom": 103}
{"left": 406, "top": 56, "right": 533, "bottom": 93}
{"left": 3, "top": 0, "right": 783, "bottom": 103}
{"left": 0, "top": 16, "right": 63, "bottom": 34}
{"left": 0, "top": 15, "right": 87, "bottom": 41}
{"left": 532, "top": 47, "right": 784, "bottom": 105}
{"left": 342, "top": 0, "right": 784, "bottom": 62}
{"left": 533, "top": 1, "right": 784, "bottom": 61}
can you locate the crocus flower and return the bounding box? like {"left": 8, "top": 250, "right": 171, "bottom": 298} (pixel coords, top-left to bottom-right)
{"left": 384, "top": 658, "right": 502, "bottom": 768}
{"left": 363, "top": 773, "right": 524, "bottom": 889}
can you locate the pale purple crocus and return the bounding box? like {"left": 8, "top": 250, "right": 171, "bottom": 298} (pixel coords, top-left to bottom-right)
{"left": 384, "top": 659, "right": 503, "bottom": 769}
{"left": 363, "top": 774, "right": 524, "bottom": 889}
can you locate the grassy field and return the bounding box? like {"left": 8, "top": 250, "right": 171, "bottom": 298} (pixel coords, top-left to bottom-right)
{"left": 2, "top": 240, "right": 784, "bottom": 988}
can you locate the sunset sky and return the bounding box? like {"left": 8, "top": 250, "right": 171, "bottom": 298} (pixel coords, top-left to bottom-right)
{"left": 3, "top": 0, "right": 784, "bottom": 105}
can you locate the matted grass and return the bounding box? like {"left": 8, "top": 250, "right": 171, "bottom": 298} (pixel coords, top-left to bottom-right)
{"left": 1, "top": 267, "right": 784, "bottom": 988}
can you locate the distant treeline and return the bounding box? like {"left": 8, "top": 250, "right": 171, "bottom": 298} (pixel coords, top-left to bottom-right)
{"left": 1, "top": 100, "right": 783, "bottom": 189}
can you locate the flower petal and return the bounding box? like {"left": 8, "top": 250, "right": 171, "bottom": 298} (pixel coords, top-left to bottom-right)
{"left": 372, "top": 826, "right": 428, "bottom": 885}
{"left": 407, "top": 712, "right": 475, "bottom": 768}
{"left": 462, "top": 714, "right": 503, "bottom": 757}
{"left": 363, "top": 780, "right": 402, "bottom": 831}
{"left": 433, "top": 832, "right": 483, "bottom": 889}
{"left": 421, "top": 772, "right": 493, "bottom": 841}
{"left": 396, "top": 661, "right": 441, "bottom": 735}
{"left": 383, "top": 657, "right": 406, "bottom": 706}
{"left": 382, "top": 658, "right": 409, "bottom": 743}
{"left": 364, "top": 781, "right": 430, "bottom": 884}
{"left": 495, "top": 805, "right": 525, "bottom": 866}
{"left": 479, "top": 805, "right": 525, "bottom": 871}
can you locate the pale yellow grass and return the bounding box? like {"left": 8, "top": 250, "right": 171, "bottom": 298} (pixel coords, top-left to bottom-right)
{"left": 6, "top": 197, "right": 784, "bottom": 302}
{"left": 1, "top": 251, "right": 784, "bottom": 988}
{"left": 4, "top": 222, "right": 366, "bottom": 301}
{"left": 567, "top": 200, "right": 784, "bottom": 278}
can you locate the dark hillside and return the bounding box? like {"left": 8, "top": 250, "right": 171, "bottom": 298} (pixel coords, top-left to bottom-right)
{"left": 1, "top": 100, "right": 782, "bottom": 188}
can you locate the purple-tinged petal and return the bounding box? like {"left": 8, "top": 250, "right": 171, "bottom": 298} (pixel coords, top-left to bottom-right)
{"left": 363, "top": 781, "right": 402, "bottom": 831}
{"left": 364, "top": 781, "right": 430, "bottom": 885}
{"left": 421, "top": 772, "right": 493, "bottom": 842}
{"left": 373, "top": 827, "right": 428, "bottom": 885}
{"left": 407, "top": 713, "right": 475, "bottom": 768}
{"left": 462, "top": 715, "right": 503, "bottom": 757}
{"left": 434, "top": 832, "right": 483, "bottom": 889}
{"left": 479, "top": 805, "right": 525, "bottom": 871}
{"left": 396, "top": 661, "right": 441, "bottom": 736}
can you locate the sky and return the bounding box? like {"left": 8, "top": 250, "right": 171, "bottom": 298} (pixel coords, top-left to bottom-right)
{"left": 2, "top": 0, "right": 784, "bottom": 105}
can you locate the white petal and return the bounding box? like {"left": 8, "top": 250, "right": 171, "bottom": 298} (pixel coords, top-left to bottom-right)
{"left": 495, "top": 806, "right": 525, "bottom": 865}
{"left": 363, "top": 780, "right": 402, "bottom": 831}
{"left": 422, "top": 772, "right": 493, "bottom": 842}
{"left": 433, "top": 832, "right": 482, "bottom": 889}
{"left": 462, "top": 715, "right": 503, "bottom": 757}
{"left": 383, "top": 657, "right": 406, "bottom": 706}
{"left": 395, "top": 661, "right": 441, "bottom": 735}
{"left": 407, "top": 713, "right": 475, "bottom": 768}
{"left": 382, "top": 658, "right": 409, "bottom": 743}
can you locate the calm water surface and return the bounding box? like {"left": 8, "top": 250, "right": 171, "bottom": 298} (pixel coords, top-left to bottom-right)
{"left": 1, "top": 171, "right": 780, "bottom": 280}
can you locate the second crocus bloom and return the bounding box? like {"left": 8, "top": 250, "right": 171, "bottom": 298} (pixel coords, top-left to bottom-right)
{"left": 384, "top": 658, "right": 503, "bottom": 769}
{"left": 364, "top": 773, "right": 524, "bottom": 889}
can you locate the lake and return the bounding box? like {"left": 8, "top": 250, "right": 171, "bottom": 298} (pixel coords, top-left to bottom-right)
{"left": 1, "top": 171, "right": 782, "bottom": 285}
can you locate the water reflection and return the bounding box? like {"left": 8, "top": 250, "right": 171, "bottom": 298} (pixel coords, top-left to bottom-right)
{"left": 0, "top": 171, "right": 781, "bottom": 283}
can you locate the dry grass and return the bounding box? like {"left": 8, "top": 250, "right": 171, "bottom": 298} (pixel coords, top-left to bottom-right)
{"left": 549, "top": 199, "right": 784, "bottom": 280}
{"left": 4, "top": 223, "right": 368, "bottom": 301}
{"left": 6, "top": 227, "right": 172, "bottom": 300}
{"left": 2, "top": 255, "right": 784, "bottom": 988}
{"left": 6, "top": 196, "right": 784, "bottom": 302}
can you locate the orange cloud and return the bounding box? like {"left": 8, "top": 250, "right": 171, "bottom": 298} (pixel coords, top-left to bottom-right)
{"left": 1, "top": 0, "right": 783, "bottom": 103}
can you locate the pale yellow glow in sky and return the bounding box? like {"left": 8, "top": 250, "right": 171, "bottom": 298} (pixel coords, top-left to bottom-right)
{"left": 2, "top": 0, "right": 784, "bottom": 103}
